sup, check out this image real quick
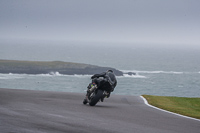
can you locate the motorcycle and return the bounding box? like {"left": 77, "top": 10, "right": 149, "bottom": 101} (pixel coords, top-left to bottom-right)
{"left": 83, "top": 78, "right": 110, "bottom": 106}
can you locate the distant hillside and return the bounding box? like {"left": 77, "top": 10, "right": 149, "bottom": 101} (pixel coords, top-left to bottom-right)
{"left": 0, "top": 60, "right": 123, "bottom": 76}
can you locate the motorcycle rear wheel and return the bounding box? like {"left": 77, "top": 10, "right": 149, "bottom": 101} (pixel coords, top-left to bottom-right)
{"left": 89, "top": 90, "right": 103, "bottom": 106}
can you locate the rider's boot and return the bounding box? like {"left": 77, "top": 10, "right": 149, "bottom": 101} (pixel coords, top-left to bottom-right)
{"left": 83, "top": 98, "right": 88, "bottom": 104}
{"left": 83, "top": 91, "right": 90, "bottom": 105}
{"left": 101, "top": 95, "right": 104, "bottom": 102}
{"left": 101, "top": 91, "right": 110, "bottom": 102}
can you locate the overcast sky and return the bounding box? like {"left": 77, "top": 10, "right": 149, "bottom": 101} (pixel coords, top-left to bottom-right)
{"left": 0, "top": 0, "right": 200, "bottom": 48}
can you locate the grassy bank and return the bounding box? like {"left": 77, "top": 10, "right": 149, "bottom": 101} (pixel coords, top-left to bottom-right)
{"left": 142, "top": 95, "right": 200, "bottom": 119}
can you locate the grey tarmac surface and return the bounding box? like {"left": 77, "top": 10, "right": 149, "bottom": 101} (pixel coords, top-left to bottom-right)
{"left": 0, "top": 88, "right": 199, "bottom": 133}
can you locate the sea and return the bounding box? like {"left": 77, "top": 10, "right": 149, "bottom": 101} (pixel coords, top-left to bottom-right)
{"left": 0, "top": 43, "right": 200, "bottom": 97}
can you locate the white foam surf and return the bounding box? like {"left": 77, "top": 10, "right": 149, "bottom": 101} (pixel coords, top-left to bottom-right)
{"left": 0, "top": 73, "right": 26, "bottom": 79}
{"left": 121, "top": 70, "right": 184, "bottom": 74}
{"left": 122, "top": 74, "right": 146, "bottom": 78}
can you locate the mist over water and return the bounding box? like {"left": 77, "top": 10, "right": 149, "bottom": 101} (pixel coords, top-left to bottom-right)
{"left": 1, "top": 43, "right": 200, "bottom": 70}
{"left": 0, "top": 43, "right": 200, "bottom": 97}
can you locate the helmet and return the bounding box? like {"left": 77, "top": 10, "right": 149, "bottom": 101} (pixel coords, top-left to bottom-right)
{"left": 107, "top": 70, "right": 113, "bottom": 73}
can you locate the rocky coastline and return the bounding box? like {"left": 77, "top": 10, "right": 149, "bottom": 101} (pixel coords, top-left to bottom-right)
{"left": 0, "top": 60, "right": 127, "bottom": 76}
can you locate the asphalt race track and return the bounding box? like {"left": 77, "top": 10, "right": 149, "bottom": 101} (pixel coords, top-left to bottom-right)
{"left": 0, "top": 88, "right": 199, "bottom": 133}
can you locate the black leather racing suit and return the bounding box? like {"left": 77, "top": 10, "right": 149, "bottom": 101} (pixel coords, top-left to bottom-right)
{"left": 91, "top": 71, "right": 117, "bottom": 93}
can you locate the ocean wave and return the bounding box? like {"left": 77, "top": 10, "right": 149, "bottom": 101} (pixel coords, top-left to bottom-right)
{"left": 121, "top": 70, "right": 184, "bottom": 74}
{"left": 0, "top": 72, "right": 92, "bottom": 79}
{"left": 0, "top": 72, "right": 146, "bottom": 79}
{"left": 33, "top": 72, "right": 92, "bottom": 77}
{"left": 0, "top": 73, "right": 25, "bottom": 79}
{"left": 1, "top": 69, "right": 193, "bottom": 80}
{"left": 48, "top": 71, "right": 63, "bottom": 76}
{"left": 74, "top": 74, "right": 92, "bottom": 77}
{"left": 122, "top": 74, "right": 147, "bottom": 78}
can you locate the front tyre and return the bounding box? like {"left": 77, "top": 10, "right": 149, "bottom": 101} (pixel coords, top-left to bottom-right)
{"left": 89, "top": 90, "right": 103, "bottom": 106}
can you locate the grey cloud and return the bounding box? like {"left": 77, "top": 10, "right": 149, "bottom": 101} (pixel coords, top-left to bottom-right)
{"left": 0, "top": 0, "right": 200, "bottom": 47}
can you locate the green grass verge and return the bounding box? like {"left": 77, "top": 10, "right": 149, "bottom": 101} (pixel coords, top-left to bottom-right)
{"left": 142, "top": 95, "right": 200, "bottom": 119}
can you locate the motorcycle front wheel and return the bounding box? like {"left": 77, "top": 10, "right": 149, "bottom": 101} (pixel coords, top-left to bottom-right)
{"left": 89, "top": 90, "right": 103, "bottom": 106}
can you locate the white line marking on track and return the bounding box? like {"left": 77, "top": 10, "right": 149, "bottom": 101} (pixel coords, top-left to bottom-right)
{"left": 140, "top": 96, "right": 200, "bottom": 122}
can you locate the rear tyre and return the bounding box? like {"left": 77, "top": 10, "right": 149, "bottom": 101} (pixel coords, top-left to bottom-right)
{"left": 89, "top": 90, "right": 103, "bottom": 106}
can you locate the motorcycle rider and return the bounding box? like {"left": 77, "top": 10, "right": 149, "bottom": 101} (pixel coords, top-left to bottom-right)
{"left": 83, "top": 70, "right": 117, "bottom": 104}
